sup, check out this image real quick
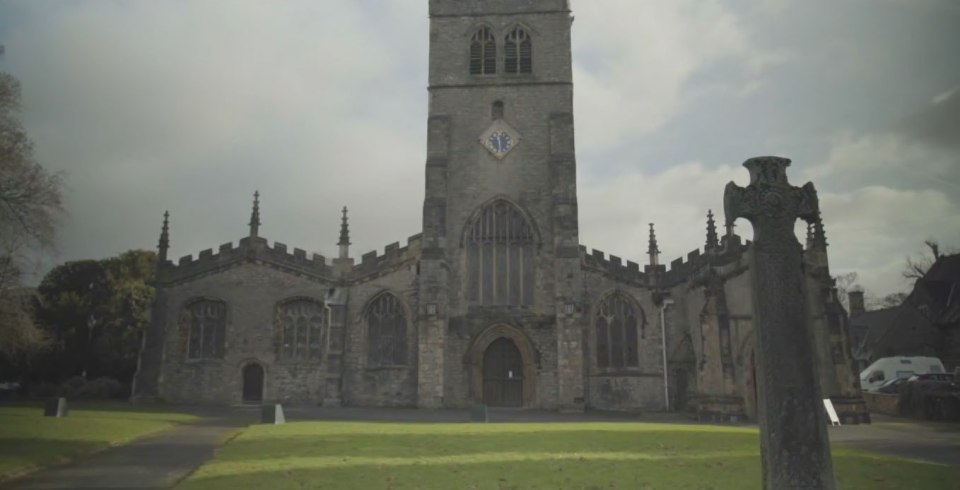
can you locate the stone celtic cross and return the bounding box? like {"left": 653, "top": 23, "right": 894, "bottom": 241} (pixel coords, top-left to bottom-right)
{"left": 724, "top": 156, "right": 836, "bottom": 490}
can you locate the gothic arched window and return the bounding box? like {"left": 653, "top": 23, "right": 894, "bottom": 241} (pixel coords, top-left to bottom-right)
{"left": 505, "top": 27, "right": 532, "bottom": 74}
{"left": 183, "top": 299, "right": 227, "bottom": 360}
{"left": 366, "top": 293, "right": 408, "bottom": 366}
{"left": 595, "top": 294, "right": 644, "bottom": 369}
{"left": 470, "top": 27, "right": 497, "bottom": 75}
{"left": 465, "top": 200, "right": 536, "bottom": 306}
{"left": 275, "top": 299, "right": 325, "bottom": 362}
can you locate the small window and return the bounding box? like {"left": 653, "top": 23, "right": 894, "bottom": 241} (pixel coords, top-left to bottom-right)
{"left": 505, "top": 28, "right": 532, "bottom": 74}
{"left": 470, "top": 27, "right": 496, "bottom": 75}
{"left": 492, "top": 101, "right": 504, "bottom": 119}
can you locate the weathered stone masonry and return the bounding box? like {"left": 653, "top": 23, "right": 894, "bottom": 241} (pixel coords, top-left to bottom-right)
{"left": 133, "top": 0, "right": 864, "bottom": 420}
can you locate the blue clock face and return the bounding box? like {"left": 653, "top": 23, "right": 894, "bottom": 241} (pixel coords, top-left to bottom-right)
{"left": 488, "top": 131, "right": 512, "bottom": 154}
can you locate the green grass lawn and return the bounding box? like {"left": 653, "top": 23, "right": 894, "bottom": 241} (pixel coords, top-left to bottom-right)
{"left": 177, "top": 421, "right": 959, "bottom": 490}
{"left": 0, "top": 403, "right": 196, "bottom": 481}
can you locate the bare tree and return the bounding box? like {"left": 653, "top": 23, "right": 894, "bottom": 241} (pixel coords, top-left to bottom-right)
{"left": 903, "top": 240, "right": 943, "bottom": 282}
{"left": 0, "top": 46, "right": 64, "bottom": 357}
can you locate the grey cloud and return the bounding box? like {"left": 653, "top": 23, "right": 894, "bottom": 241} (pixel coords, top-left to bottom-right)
{"left": 1, "top": 0, "right": 958, "bottom": 300}
{"left": 897, "top": 88, "right": 960, "bottom": 151}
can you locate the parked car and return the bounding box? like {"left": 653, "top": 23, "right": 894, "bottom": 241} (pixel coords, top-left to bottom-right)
{"left": 0, "top": 381, "right": 19, "bottom": 391}
{"left": 0, "top": 381, "right": 20, "bottom": 399}
{"left": 876, "top": 377, "right": 909, "bottom": 394}
{"left": 859, "top": 356, "right": 946, "bottom": 391}
{"left": 907, "top": 373, "right": 955, "bottom": 383}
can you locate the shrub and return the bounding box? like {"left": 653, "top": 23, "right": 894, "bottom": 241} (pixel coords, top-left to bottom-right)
{"left": 80, "top": 377, "right": 125, "bottom": 399}
{"left": 28, "top": 382, "right": 59, "bottom": 398}
{"left": 58, "top": 375, "right": 87, "bottom": 398}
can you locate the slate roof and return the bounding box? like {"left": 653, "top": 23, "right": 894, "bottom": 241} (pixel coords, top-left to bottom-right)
{"left": 849, "top": 307, "right": 901, "bottom": 359}
{"left": 914, "top": 253, "right": 960, "bottom": 326}
{"left": 852, "top": 253, "right": 960, "bottom": 362}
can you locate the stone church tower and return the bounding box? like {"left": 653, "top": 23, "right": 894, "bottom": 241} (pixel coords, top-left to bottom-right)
{"left": 418, "top": 0, "right": 583, "bottom": 409}
{"left": 132, "top": 0, "right": 867, "bottom": 423}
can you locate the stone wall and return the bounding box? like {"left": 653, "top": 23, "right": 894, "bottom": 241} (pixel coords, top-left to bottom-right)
{"left": 341, "top": 257, "right": 420, "bottom": 407}
{"left": 863, "top": 392, "right": 900, "bottom": 416}
{"left": 580, "top": 255, "right": 664, "bottom": 411}
{"left": 663, "top": 250, "right": 756, "bottom": 420}
{"left": 156, "top": 263, "right": 334, "bottom": 404}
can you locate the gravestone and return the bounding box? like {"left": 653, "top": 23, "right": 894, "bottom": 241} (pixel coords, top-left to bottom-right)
{"left": 724, "top": 157, "right": 836, "bottom": 489}
{"left": 260, "top": 403, "right": 286, "bottom": 425}
{"left": 43, "top": 397, "right": 68, "bottom": 418}
{"left": 470, "top": 404, "right": 488, "bottom": 423}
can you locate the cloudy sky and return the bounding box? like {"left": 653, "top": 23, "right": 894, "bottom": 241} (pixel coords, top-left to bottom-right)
{"left": 1, "top": 0, "right": 958, "bottom": 300}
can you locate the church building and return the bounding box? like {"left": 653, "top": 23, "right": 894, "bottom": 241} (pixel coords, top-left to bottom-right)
{"left": 133, "top": 0, "right": 867, "bottom": 422}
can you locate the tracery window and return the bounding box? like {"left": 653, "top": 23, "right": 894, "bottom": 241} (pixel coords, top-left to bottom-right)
{"left": 596, "top": 294, "right": 643, "bottom": 369}
{"left": 470, "top": 27, "right": 497, "bottom": 75}
{"left": 184, "top": 299, "right": 227, "bottom": 360}
{"left": 275, "top": 299, "right": 325, "bottom": 362}
{"left": 465, "top": 200, "right": 536, "bottom": 306}
{"left": 366, "top": 293, "right": 408, "bottom": 366}
{"left": 504, "top": 27, "right": 532, "bottom": 74}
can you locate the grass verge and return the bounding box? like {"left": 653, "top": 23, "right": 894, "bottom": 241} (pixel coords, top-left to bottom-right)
{"left": 0, "top": 403, "right": 196, "bottom": 481}
{"left": 176, "top": 421, "right": 959, "bottom": 490}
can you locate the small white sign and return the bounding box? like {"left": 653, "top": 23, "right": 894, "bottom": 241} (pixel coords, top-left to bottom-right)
{"left": 822, "top": 399, "right": 841, "bottom": 427}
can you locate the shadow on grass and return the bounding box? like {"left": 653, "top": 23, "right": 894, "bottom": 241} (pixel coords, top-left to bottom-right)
{"left": 219, "top": 430, "right": 761, "bottom": 462}
{"left": 0, "top": 400, "right": 197, "bottom": 417}
{"left": 180, "top": 454, "right": 764, "bottom": 490}
{"left": 0, "top": 438, "right": 104, "bottom": 480}
{"left": 178, "top": 451, "right": 960, "bottom": 490}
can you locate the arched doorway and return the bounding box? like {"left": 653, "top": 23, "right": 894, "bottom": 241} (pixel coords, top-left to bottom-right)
{"left": 483, "top": 338, "right": 523, "bottom": 407}
{"left": 465, "top": 324, "right": 538, "bottom": 408}
{"left": 242, "top": 363, "right": 264, "bottom": 403}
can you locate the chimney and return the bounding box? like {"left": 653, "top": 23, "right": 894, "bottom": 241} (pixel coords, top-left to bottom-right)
{"left": 848, "top": 291, "right": 865, "bottom": 317}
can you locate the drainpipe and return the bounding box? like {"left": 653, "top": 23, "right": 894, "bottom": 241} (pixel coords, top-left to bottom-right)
{"left": 660, "top": 298, "right": 675, "bottom": 411}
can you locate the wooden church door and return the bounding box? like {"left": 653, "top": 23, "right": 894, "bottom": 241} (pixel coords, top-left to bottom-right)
{"left": 242, "top": 363, "right": 264, "bottom": 403}
{"left": 482, "top": 338, "right": 523, "bottom": 407}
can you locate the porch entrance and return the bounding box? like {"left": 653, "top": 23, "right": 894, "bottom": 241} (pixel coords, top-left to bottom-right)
{"left": 482, "top": 337, "right": 523, "bottom": 407}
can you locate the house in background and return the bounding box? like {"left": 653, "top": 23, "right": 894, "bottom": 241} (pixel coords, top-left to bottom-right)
{"left": 849, "top": 253, "right": 960, "bottom": 372}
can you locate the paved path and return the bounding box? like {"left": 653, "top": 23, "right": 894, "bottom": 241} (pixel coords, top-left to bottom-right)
{"left": 2, "top": 415, "right": 250, "bottom": 490}
{"left": 828, "top": 415, "right": 960, "bottom": 468}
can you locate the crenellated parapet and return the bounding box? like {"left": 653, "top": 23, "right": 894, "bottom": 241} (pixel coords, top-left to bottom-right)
{"left": 660, "top": 237, "right": 750, "bottom": 288}
{"left": 579, "top": 246, "right": 647, "bottom": 286}
{"left": 349, "top": 234, "right": 424, "bottom": 282}
{"left": 159, "top": 236, "right": 333, "bottom": 285}
{"left": 579, "top": 233, "right": 751, "bottom": 290}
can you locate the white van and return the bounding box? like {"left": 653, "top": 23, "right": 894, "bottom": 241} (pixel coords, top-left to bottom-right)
{"left": 859, "top": 356, "right": 946, "bottom": 391}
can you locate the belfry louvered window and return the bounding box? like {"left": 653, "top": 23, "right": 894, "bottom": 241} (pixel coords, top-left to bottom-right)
{"left": 275, "top": 299, "right": 325, "bottom": 362}
{"left": 596, "top": 294, "right": 643, "bottom": 369}
{"left": 470, "top": 27, "right": 497, "bottom": 75}
{"left": 366, "top": 293, "right": 408, "bottom": 366}
{"left": 465, "top": 200, "right": 536, "bottom": 306}
{"left": 505, "top": 27, "right": 532, "bottom": 74}
{"left": 183, "top": 299, "right": 227, "bottom": 360}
